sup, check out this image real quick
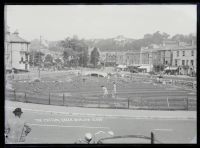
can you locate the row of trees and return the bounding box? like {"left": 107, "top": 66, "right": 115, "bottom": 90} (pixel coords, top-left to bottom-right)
{"left": 29, "top": 32, "right": 196, "bottom": 69}
{"left": 61, "top": 37, "right": 100, "bottom": 68}
{"left": 29, "top": 39, "right": 101, "bottom": 69}
{"left": 29, "top": 52, "right": 63, "bottom": 70}
{"left": 88, "top": 31, "right": 196, "bottom": 51}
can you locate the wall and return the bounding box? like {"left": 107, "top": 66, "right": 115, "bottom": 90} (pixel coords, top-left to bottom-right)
{"left": 140, "top": 52, "right": 149, "bottom": 65}
{"left": 125, "top": 52, "right": 140, "bottom": 66}
{"left": 10, "top": 43, "right": 29, "bottom": 70}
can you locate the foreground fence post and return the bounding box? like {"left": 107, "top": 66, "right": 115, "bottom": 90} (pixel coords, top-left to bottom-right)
{"left": 49, "top": 93, "right": 51, "bottom": 105}
{"left": 151, "top": 132, "right": 154, "bottom": 144}
{"left": 186, "top": 97, "right": 189, "bottom": 110}
{"left": 14, "top": 90, "right": 16, "bottom": 101}
{"left": 167, "top": 97, "right": 170, "bottom": 109}
{"left": 25, "top": 93, "right": 27, "bottom": 103}
{"left": 63, "top": 93, "right": 65, "bottom": 106}
{"left": 128, "top": 98, "right": 130, "bottom": 109}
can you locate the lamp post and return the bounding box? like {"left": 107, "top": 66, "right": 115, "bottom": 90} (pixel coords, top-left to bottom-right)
{"left": 38, "top": 35, "right": 42, "bottom": 78}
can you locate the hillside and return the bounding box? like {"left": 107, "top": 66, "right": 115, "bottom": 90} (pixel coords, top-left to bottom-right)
{"left": 85, "top": 35, "right": 137, "bottom": 52}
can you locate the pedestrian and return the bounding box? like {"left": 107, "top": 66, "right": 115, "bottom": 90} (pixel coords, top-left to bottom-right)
{"left": 5, "top": 108, "right": 31, "bottom": 144}
{"left": 101, "top": 86, "right": 108, "bottom": 98}
{"left": 112, "top": 82, "right": 117, "bottom": 98}
{"left": 107, "top": 73, "right": 110, "bottom": 83}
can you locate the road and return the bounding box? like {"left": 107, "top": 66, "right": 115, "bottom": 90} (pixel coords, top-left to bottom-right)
{"left": 5, "top": 105, "right": 196, "bottom": 144}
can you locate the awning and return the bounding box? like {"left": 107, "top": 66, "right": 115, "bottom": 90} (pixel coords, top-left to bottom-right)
{"left": 164, "top": 67, "right": 178, "bottom": 70}
{"left": 117, "top": 65, "right": 127, "bottom": 69}
{"left": 138, "top": 65, "right": 150, "bottom": 69}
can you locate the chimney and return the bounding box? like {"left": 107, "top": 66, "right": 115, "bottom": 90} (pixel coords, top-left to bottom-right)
{"left": 13, "top": 30, "right": 19, "bottom": 36}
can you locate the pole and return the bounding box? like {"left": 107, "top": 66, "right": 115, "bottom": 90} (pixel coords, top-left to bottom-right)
{"left": 11, "top": 44, "right": 12, "bottom": 68}
{"left": 14, "top": 90, "right": 16, "bottom": 101}
{"left": 186, "top": 97, "right": 189, "bottom": 110}
{"left": 128, "top": 98, "right": 130, "bottom": 109}
{"left": 148, "top": 53, "right": 150, "bottom": 72}
{"left": 25, "top": 93, "right": 27, "bottom": 103}
{"left": 38, "top": 35, "right": 41, "bottom": 78}
{"left": 49, "top": 92, "right": 50, "bottom": 105}
{"left": 63, "top": 93, "right": 65, "bottom": 106}
{"left": 33, "top": 52, "right": 35, "bottom": 70}
{"left": 151, "top": 132, "right": 154, "bottom": 144}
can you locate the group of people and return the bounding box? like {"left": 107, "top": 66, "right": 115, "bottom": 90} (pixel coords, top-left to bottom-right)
{"left": 101, "top": 82, "right": 117, "bottom": 99}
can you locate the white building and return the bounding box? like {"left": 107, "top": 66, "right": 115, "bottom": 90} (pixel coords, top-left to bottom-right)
{"left": 5, "top": 28, "right": 30, "bottom": 71}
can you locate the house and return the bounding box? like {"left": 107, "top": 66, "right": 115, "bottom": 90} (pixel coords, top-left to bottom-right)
{"left": 99, "top": 50, "right": 128, "bottom": 66}
{"left": 125, "top": 51, "right": 140, "bottom": 66}
{"left": 139, "top": 40, "right": 196, "bottom": 75}
{"left": 5, "top": 27, "right": 30, "bottom": 72}
{"left": 99, "top": 50, "right": 141, "bottom": 68}
{"left": 99, "top": 51, "right": 117, "bottom": 66}
{"left": 172, "top": 45, "right": 196, "bottom": 76}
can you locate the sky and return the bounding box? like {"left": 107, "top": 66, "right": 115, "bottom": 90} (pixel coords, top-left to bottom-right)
{"left": 5, "top": 5, "right": 197, "bottom": 41}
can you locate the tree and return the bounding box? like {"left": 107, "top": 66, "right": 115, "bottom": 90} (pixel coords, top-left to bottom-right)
{"left": 90, "top": 47, "right": 100, "bottom": 68}
{"left": 78, "top": 50, "right": 89, "bottom": 67}
{"left": 29, "top": 39, "right": 48, "bottom": 52}
{"left": 29, "top": 51, "right": 35, "bottom": 66}
{"left": 54, "top": 58, "right": 63, "bottom": 70}
{"left": 61, "top": 37, "right": 89, "bottom": 67}
{"left": 44, "top": 54, "right": 54, "bottom": 68}
{"left": 48, "top": 41, "right": 63, "bottom": 52}
{"left": 171, "top": 33, "right": 196, "bottom": 44}
{"left": 63, "top": 48, "right": 78, "bottom": 67}
{"left": 29, "top": 51, "right": 45, "bottom": 67}
{"left": 162, "top": 32, "right": 170, "bottom": 40}
{"left": 171, "top": 34, "right": 185, "bottom": 42}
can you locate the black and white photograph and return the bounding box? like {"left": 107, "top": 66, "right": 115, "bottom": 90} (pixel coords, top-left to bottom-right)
{"left": 4, "top": 5, "right": 197, "bottom": 144}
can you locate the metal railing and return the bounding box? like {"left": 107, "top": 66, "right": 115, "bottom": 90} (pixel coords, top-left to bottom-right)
{"left": 5, "top": 90, "right": 196, "bottom": 111}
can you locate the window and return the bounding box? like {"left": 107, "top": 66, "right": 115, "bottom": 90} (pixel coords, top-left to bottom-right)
{"left": 182, "top": 51, "right": 185, "bottom": 56}
{"left": 25, "top": 54, "right": 28, "bottom": 61}
{"left": 186, "top": 60, "right": 188, "bottom": 66}
{"left": 175, "top": 59, "right": 178, "bottom": 66}
{"left": 177, "top": 51, "right": 179, "bottom": 57}
{"left": 191, "top": 60, "right": 194, "bottom": 66}
{"left": 165, "top": 61, "right": 168, "bottom": 65}
{"left": 191, "top": 50, "right": 194, "bottom": 56}
{"left": 21, "top": 57, "right": 24, "bottom": 62}
{"left": 182, "top": 60, "right": 185, "bottom": 66}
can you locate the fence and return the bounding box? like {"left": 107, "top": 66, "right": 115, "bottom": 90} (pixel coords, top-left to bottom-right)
{"left": 5, "top": 90, "right": 196, "bottom": 111}
{"left": 127, "top": 74, "right": 196, "bottom": 89}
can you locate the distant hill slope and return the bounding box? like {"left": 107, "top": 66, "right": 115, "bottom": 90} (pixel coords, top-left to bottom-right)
{"left": 85, "top": 35, "right": 138, "bottom": 52}
{"left": 30, "top": 39, "right": 63, "bottom": 54}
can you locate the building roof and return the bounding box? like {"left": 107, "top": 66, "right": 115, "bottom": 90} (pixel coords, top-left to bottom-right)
{"left": 164, "top": 66, "right": 178, "bottom": 70}
{"left": 6, "top": 33, "right": 30, "bottom": 43}
{"left": 141, "top": 44, "right": 196, "bottom": 53}
{"left": 163, "top": 40, "right": 178, "bottom": 44}
{"left": 117, "top": 65, "right": 127, "bottom": 69}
